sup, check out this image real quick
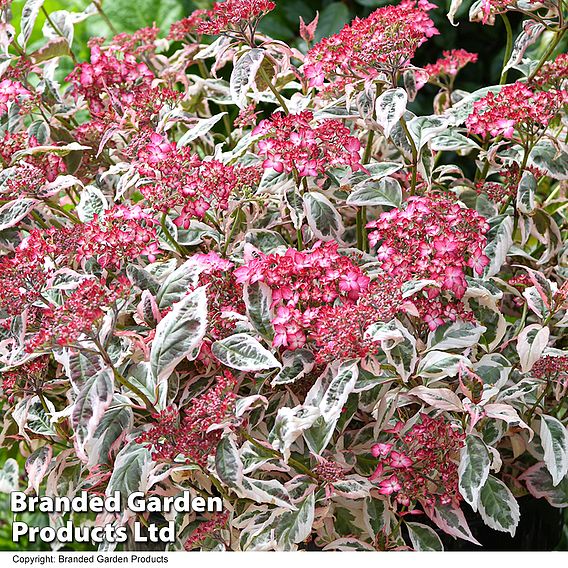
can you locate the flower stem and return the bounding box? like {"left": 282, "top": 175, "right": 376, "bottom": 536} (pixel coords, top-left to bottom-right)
{"left": 499, "top": 13, "right": 513, "bottom": 85}
{"left": 160, "top": 212, "right": 186, "bottom": 256}
{"left": 93, "top": 0, "right": 118, "bottom": 36}
{"left": 239, "top": 428, "right": 319, "bottom": 481}
{"left": 528, "top": 28, "right": 566, "bottom": 82}
{"left": 41, "top": 7, "right": 78, "bottom": 64}
{"left": 399, "top": 117, "right": 418, "bottom": 195}
{"left": 257, "top": 65, "right": 290, "bottom": 115}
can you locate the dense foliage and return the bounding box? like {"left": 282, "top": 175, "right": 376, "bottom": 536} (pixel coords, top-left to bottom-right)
{"left": 0, "top": 0, "right": 567, "bottom": 552}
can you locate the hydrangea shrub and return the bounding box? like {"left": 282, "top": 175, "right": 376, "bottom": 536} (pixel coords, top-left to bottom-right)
{"left": 0, "top": 0, "right": 567, "bottom": 552}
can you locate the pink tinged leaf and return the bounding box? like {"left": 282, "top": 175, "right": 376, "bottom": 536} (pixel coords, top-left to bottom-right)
{"left": 519, "top": 462, "right": 568, "bottom": 508}
{"left": 516, "top": 324, "right": 550, "bottom": 373}
{"left": 513, "top": 264, "right": 553, "bottom": 309}
{"left": 299, "top": 12, "right": 319, "bottom": 43}
{"left": 483, "top": 403, "right": 533, "bottom": 440}
{"left": 0, "top": 198, "right": 37, "bottom": 231}
{"left": 71, "top": 368, "right": 114, "bottom": 462}
{"left": 424, "top": 502, "right": 481, "bottom": 546}
{"left": 408, "top": 386, "right": 464, "bottom": 412}
{"left": 25, "top": 445, "right": 53, "bottom": 495}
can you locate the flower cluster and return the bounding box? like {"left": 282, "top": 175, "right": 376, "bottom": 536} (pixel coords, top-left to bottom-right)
{"left": 308, "top": 278, "right": 404, "bottom": 364}
{"left": 532, "top": 355, "right": 568, "bottom": 400}
{"left": 106, "top": 26, "right": 160, "bottom": 56}
{"left": 75, "top": 205, "right": 161, "bottom": 269}
{"left": 184, "top": 512, "right": 230, "bottom": 550}
{"left": 192, "top": 253, "right": 245, "bottom": 339}
{"left": 1, "top": 357, "right": 49, "bottom": 396}
{"left": 476, "top": 164, "right": 543, "bottom": 204}
{"left": 1, "top": 132, "right": 67, "bottom": 190}
{"left": 138, "top": 133, "right": 261, "bottom": 227}
{"left": 235, "top": 242, "right": 370, "bottom": 349}
{"left": 0, "top": 228, "right": 62, "bottom": 317}
{"left": 138, "top": 372, "right": 237, "bottom": 467}
{"left": 26, "top": 277, "right": 129, "bottom": 351}
{"left": 197, "top": 0, "right": 275, "bottom": 36}
{"left": 424, "top": 49, "right": 478, "bottom": 83}
{"left": 313, "top": 457, "right": 346, "bottom": 483}
{"left": 66, "top": 45, "right": 154, "bottom": 117}
{"left": 367, "top": 196, "right": 490, "bottom": 300}
{"left": 0, "top": 79, "right": 30, "bottom": 115}
{"left": 168, "top": 10, "right": 208, "bottom": 41}
{"left": 253, "top": 111, "right": 362, "bottom": 177}
{"left": 466, "top": 82, "right": 568, "bottom": 139}
{"left": 533, "top": 53, "right": 568, "bottom": 90}
{"left": 304, "top": 0, "right": 438, "bottom": 89}
{"left": 370, "top": 415, "right": 465, "bottom": 509}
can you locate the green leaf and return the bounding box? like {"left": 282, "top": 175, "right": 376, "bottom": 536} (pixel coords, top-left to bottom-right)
{"left": 503, "top": 21, "right": 544, "bottom": 71}
{"left": 318, "top": 361, "right": 358, "bottom": 423}
{"left": 230, "top": 48, "right": 265, "bottom": 109}
{"left": 178, "top": 113, "right": 228, "bottom": 145}
{"left": 520, "top": 462, "right": 568, "bottom": 508}
{"left": 430, "top": 131, "right": 479, "bottom": 152}
{"left": 245, "top": 229, "right": 288, "bottom": 254}
{"left": 27, "top": 120, "right": 49, "bottom": 144}
{"left": 458, "top": 435, "right": 491, "bottom": 510}
{"left": 478, "top": 475, "right": 520, "bottom": 536}
{"left": 150, "top": 286, "right": 208, "bottom": 381}
{"left": 126, "top": 362, "right": 163, "bottom": 409}
{"left": 106, "top": 441, "right": 153, "bottom": 507}
{"left": 271, "top": 349, "right": 315, "bottom": 386}
{"left": 87, "top": 399, "right": 133, "bottom": 467}
{"left": 540, "top": 415, "right": 568, "bottom": 486}
{"left": 239, "top": 477, "right": 296, "bottom": 509}
{"left": 426, "top": 321, "right": 487, "bottom": 352}
{"left": 71, "top": 368, "right": 114, "bottom": 461}
{"left": 0, "top": 459, "right": 19, "bottom": 493}
{"left": 25, "top": 445, "right": 52, "bottom": 494}
{"left": 516, "top": 323, "right": 550, "bottom": 373}
{"left": 406, "top": 522, "right": 444, "bottom": 551}
{"left": 425, "top": 502, "right": 480, "bottom": 545}
{"left": 303, "top": 415, "right": 336, "bottom": 455}
{"left": 0, "top": 199, "right": 37, "bottom": 231}
{"left": 363, "top": 497, "right": 387, "bottom": 536}
{"left": 10, "top": 143, "right": 90, "bottom": 162}
{"left": 366, "top": 319, "right": 417, "bottom": 381}
{"left": 417, "top": 351, "right": 469, "bottom": 380}
{"left": 482, "top": 215, "right": 514, "bottom": 277}
{"left": 275, "top": 492, "right": 316, "bottom": 549}
{"left": 375, "top": 88, "right": 407, "bottom": 138}
{"left": 126, "top": 265, "right": 160, "bottom": 295}
{"left": 408, "top": 386, "right": 463, "bottom": 411}
{"left": 212, "top": 333, "right": 281, "bottom": 372}
{"left": 269, "top": 405, "right": 320, "bottom": 460}
{"left": 215, "top": 435, "right": 243, "bottom": 489}
{"left": 407, "top": 115, "right": 448, "bottom": 151}
{"left": 303, "top": 192, "right": 344, "bottom": 241}
{"left": 156, "top": 258, "right": 203, "bottom": 308}
{"left": 76, "top": 185, "right": 108, "bottom": 222}
{"left": 18, "top": 0, "right": 46, "bottom": 47}
{"left": 516, "top": 170, "right": 536, "bottom": 215}
{"left": 346, "top": 176, "right": 402, "bottom": 207}
{"left": 349, "top": 161, "right": 403, "bottom": 184}
{"left": 244, "top": 281, "right": 274, "bottom": 341}
{"left": 529, "top": 139, "right": 568, "bottom": 180}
